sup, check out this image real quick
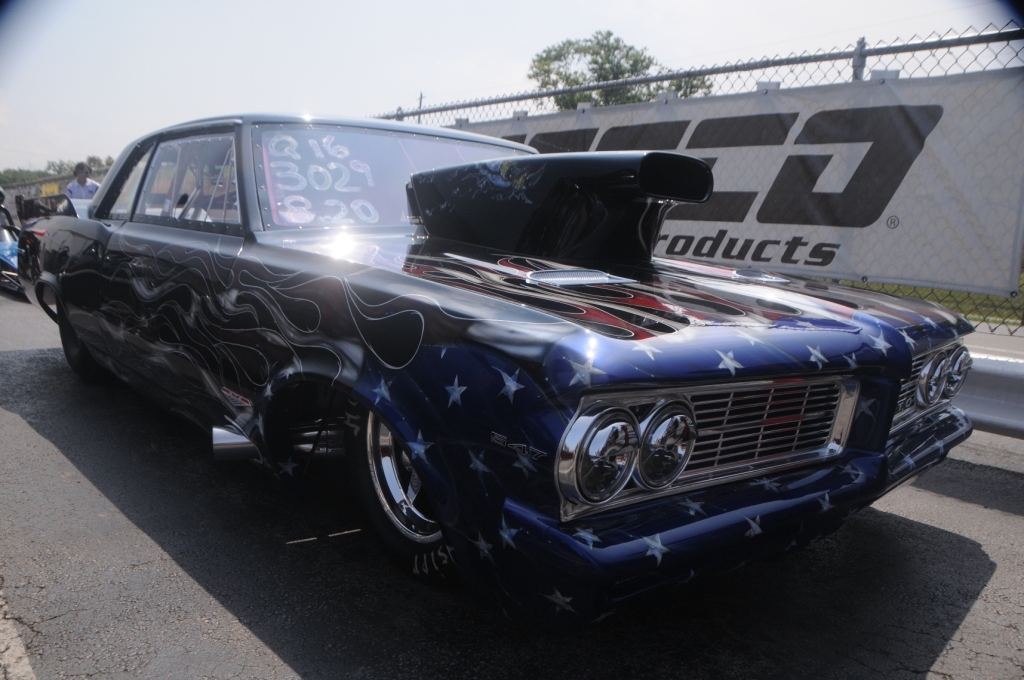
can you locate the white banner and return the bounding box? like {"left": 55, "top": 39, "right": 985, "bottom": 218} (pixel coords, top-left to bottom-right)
{"left": 463, "top": 69, "right": 1024, "bottom": 296}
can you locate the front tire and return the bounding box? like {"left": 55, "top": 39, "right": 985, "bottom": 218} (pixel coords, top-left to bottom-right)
{"left": 58, "top": 305, "right": 105, "bottom": 383}
{"left": 347, "top": 401, "right": 453, "bottom": 578}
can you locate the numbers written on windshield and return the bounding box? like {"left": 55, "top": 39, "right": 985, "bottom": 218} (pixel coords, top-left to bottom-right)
{"left": 264, "top": 133, "right": 379, "bottom": 226}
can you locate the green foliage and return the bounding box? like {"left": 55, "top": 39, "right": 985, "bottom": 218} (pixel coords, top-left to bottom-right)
{"left": 85, "top": 155, "right": 115, "bottom": 169}
{"left": 45, "top": 159, "right": 77, "bottom": 175}
{"left": 0, "top": 155, "right": 114, "bottom": 187}
{"left": 0, "top": 168, "right": 52, "bottom": 185}
{"left": 529, "top": 30, "right": 711, "bottom": 110}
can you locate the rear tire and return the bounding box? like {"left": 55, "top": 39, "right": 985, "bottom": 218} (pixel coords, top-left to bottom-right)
{"left": 346, "top": 400, "right": 454, "bottom": 579}
{"left": 58, "top": 305, "right": 105, "bottom": 383}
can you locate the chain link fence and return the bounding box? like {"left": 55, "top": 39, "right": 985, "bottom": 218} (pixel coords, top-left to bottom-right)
{"left": 377, "top": 23, "right": 1024, "bottom": 335}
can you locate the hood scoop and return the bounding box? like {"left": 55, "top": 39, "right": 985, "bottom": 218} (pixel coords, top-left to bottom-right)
{"left": 525, "top": 269, "right": 634, "bottom": 287}
{"left": 407, "top": 151, "right": 712, "bottom": 264}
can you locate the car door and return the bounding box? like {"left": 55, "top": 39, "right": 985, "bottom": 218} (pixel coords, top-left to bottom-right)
{"left": 104, "top": 128, "right": 246, "bottom": 425}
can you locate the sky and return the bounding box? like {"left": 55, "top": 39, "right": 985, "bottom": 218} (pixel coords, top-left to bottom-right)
{"left": 0, "top": 0, "right": 1019, "bottom": 170}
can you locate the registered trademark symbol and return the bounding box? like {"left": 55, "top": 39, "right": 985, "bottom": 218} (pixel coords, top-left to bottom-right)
{"left": 886, "top": 215, "right": 900, "bottom": 229}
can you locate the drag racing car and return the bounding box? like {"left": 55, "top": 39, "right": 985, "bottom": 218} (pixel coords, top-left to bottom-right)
{"left": 16, "top": 114, "right": 974, "bottom": 621}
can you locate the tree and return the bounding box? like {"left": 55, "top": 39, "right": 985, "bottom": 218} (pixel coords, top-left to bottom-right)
{"left": 529, "top": 31, "right": 711, "bottom": 111}
{"left": 44, "top": 159, "right": 76, "bottom": 175}
{"left": 85, "top": 155, "right": 115, "bottom": 169}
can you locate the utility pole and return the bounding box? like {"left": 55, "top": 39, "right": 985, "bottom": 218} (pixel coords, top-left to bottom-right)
{"left": 418, "top": 92, "right": 423, "bottom": 124}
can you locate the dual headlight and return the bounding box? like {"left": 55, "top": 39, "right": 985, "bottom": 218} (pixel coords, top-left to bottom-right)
{"left": 557, "top": 402, "right": 697, "bottom": 505}
{"left": 917, "top": 345, "right": 972, "bottom": 408}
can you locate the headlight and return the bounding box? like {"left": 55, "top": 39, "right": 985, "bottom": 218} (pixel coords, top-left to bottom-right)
{"left": 943, "top": 346, "right": 972, "bottom": 398}
{"left": 559, "top": 407, "right": 639, "bottom": 504}
{"left": 636, "top": 403, "right": 696, "bottom": 489}
{"left": 916, "top": 350, "right": 949, "bottom": 407}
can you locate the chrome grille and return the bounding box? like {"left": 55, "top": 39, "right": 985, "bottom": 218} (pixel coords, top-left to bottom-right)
{"left": 559, "top": 376, "right": 859, "bottom": 520}
{"left": 891, "top": 341, "right": 965, "bottom": 430}
{"left": 893, "top": 353, "right": 928, "bottom": 426}
{"left": 687, "top": 382, "right": 842, "bottom": 471}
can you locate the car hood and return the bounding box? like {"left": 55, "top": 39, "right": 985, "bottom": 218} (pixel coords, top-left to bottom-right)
{"left": 255, "top": 229, "right": 971, "bottom": 401}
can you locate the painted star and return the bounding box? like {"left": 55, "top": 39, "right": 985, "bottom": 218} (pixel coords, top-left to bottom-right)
{"left": 499, "top": 517, "right": 519, "bottom": 549}
{"left": 468, "top": 450, "right": 491, "bottom": 476}
{"left": 631, "top": 343, "right": 662, "bottom": 361}
{"left": 736, "top": 330, "right": 767, "bottom": 346}
{"left": 682, "top": 568, "right": 696, "bottom": 583}
{"left": 924, "top": 316, "right": 940, "bottom": 330}
{"left": 278, "top": 457, "right": 298, "bottom": 476}
{"left": 680, "top": 498, "right": 706, "bottom": 516}
{"left": 749, "top": 477, "right": 781, "bottom": 493}
{"left": 568, "top": 357, "right": 606, "bottom": 387}
{"left": 716, "top": 350, "right": 743, "bottom": 377}
{"left": 901, "top": 453, "right": 916, "bottom": 470}
{"left": 856, "top": 398, "right": 877, "bottom": 422}
{"left": 808, "top": 345, "right": 828, "bottom": 369}
{"left": 507, "top": 450, "right": 537, "bottom": 480}
{"left": 841, "top": 462, "right": 864, "bottom": 481}
{"left": 844, "top": 353, "right": 859, "bottom": 369}
{"left": 817, "top": 492, "right": 833, "bottom": 512}
{"left": 870, "top": 332, "right": 892, "bottom": 357}
{"left": 472, "top": 531, "right": 494, "bottom": 562}
{"left": 642, "top": 534, "right": 669, "bottom": 566}
{"left": 260, "top": 382, "right": 274, "bottom": 400}
{"left": 593, "top": 610, "right": 616, "bottom": 623}
{"left": 406, "top": 431, "right": 433, "bottom": 459}
{"left": 544, "top": 587, "right": 575, "bottom": 614}
{"left": 744, "top": 516, "right": 762, "bottom": 537}
{"left": 372, "top": 378, "right": 392, "bottom": 405}
{"left": 445, "top": 375, "right": 467, "bottom": 407}
{"left": 899, "top": 329, "right": 916, "bottom": 348}
{"left": 495, "top": 368, "right": 524, "bottom": 403}
{"left": 573, "top": 528, "right": 601, "bottom": 549}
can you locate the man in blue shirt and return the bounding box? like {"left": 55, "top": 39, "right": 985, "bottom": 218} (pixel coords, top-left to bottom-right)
{"left": 66, "top": 162, "right": 100, "bottom": 199}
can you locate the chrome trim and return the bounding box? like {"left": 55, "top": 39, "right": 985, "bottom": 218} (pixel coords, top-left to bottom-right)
{"left": 633, "top": 402, "right": 697, "bottom": 490}
{"left": 916, "top": 350, "right": 949, "bottom": 407}
{"left": 557, "top": 407, "right": 640, "bottom": 505}
{"left": 892, "top": 339, "right": 966, "bottom": 431}
{"left": 525, "top": 269, "right": 635, "bottom": 286}
{"left": 943, "top": 346, "right": 972, "bottom": 398}
{"left": 212, "top": 426, "right": 259, "bottom": 461}
{"left": 557, "top": 375, "right": 860, "bottom": 521}
{"left": 366, "top": 413, "right": 441, "bottom": 543}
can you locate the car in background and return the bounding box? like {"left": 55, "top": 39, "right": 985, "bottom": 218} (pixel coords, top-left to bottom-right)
{"left": 0, "top": 186, "right": 21, "bottom": 294}
{"left": 16, "top": 115, "right": 974, "bottom": 622}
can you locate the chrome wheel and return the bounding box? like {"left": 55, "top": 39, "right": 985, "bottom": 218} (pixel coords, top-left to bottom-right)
{"left": 366, "top": 413, "right": 441, "bottom": 543}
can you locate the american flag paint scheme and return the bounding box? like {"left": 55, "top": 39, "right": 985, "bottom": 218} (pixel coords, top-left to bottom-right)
{"left": 16, "top": 115, "right": 972, "bottom": 622}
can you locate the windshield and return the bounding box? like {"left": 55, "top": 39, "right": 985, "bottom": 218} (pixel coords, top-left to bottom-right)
{"left": 253, "top": 123, "right": 531, "bottom": 230}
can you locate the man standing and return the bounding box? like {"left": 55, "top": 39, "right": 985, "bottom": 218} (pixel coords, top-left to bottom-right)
{"left": 65, "top": 162, "right": 101, "bottom": 199}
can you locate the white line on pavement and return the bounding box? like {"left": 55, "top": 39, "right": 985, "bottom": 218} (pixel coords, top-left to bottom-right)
{"left": 0, "top": 589, "right": 37, "bottom": 680}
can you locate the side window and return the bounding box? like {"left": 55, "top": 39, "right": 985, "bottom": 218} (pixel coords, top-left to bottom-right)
{"left": 107, "top": 148, "right": 152, "bottom": 220}
{"left": 135, "top": 134, "right": 240, "bottom": 229}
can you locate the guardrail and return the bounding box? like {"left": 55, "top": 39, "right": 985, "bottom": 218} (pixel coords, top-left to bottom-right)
{"left": 953, "top": 356, "right": 1024, "bottom": 440}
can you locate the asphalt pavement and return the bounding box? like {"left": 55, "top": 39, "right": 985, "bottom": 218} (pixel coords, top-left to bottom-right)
{"left": 1, "top": 288, "right": 1023, "bottom": 679}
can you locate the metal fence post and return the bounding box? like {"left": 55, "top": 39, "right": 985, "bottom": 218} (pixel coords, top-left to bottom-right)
{"left": 852, "top": 37, "right": 867, "bottom": 81}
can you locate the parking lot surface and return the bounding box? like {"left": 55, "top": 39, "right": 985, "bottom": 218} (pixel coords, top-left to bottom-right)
{"left": 1, "top": 289, "right": 1023, "bottom": 679}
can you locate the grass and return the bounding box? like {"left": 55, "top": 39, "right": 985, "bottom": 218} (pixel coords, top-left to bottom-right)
{"left": 832, "top": 274, "right": 1024, "bottom": 335}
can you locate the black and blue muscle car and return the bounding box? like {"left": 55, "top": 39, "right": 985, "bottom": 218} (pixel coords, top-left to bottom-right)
{"left": 17, "top": 115, "right": 974, "bottom": 621}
